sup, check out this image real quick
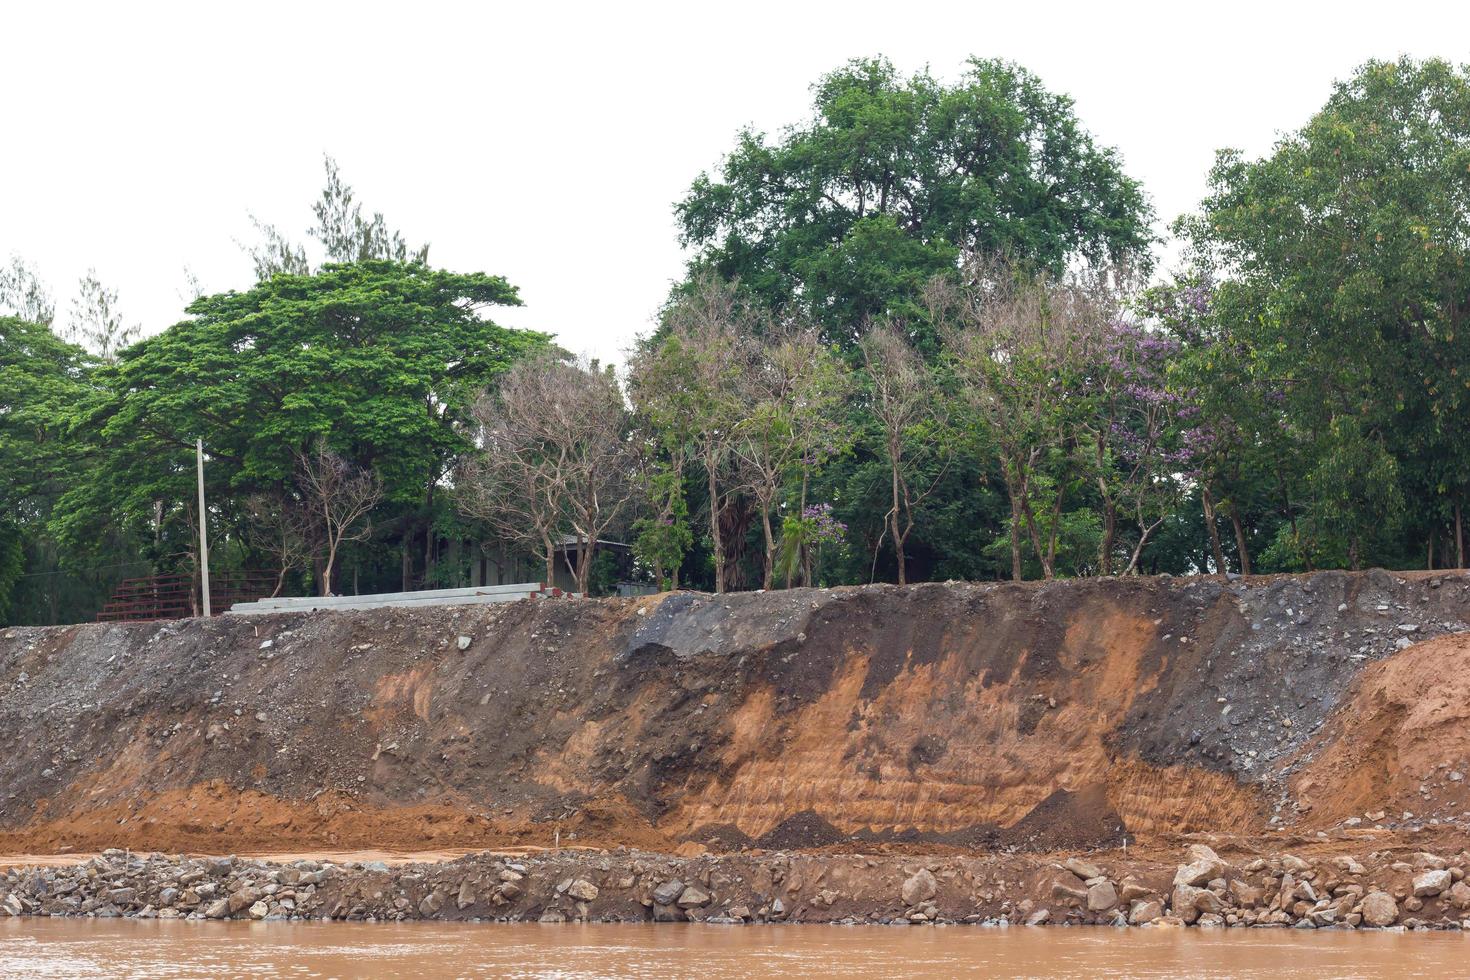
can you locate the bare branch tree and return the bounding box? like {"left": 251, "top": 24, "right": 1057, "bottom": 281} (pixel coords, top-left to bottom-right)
{"left": 295, "top": 439, "right": 382, "bottom": 596}
{"left": 934, "top": 257, "right": 1116, "bottom": 580}
{"left": 859, "top": 320, "right": 949, "bottom": 585}
{"left": 732, "top": 323, "right": 846, "bottom": 589}
{"left": 628, "top": 274, "right": 755, "bottom": 593}
{"left": 241, "top": 491, "right": 314, "bottom": 597}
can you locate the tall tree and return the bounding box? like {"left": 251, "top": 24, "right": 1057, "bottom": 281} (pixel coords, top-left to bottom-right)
{"left": 935, "top": 261, "right": 1114, "bottom": 580}
{"left": 859, "top": 321, "right": 949, "bottom": 584}
{"left": 677, "top": 56, "right": 1153, "bottom": 338}
{"left": 0, "top": 255, "right": 56, "bottom": 326}
{"left": 247, "top": 155, "right": 428, "bottom": 281}
{"left": 57, "top": 261, "right": 544, "bottom": 589}
{"left": 1183, "top": 56, "right": 1470, "bottom": 570}
{"left": 628, "top": 276, "right": 756, "bottom": 593}
{"left": 67, "top": 270, "right": 139, "bottom": 363}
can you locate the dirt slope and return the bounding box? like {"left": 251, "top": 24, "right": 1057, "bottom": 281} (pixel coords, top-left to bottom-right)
{"left": 1, "top": 570, "right": 1468, "bottom": 855}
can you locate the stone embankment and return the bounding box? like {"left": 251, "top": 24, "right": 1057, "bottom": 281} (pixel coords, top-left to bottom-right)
{"left": 5, "top": 841, "right": 1470, "bottom": 930}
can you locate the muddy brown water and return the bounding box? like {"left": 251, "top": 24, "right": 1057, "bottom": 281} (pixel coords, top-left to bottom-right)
{"left": 2, "top": 920, "right": 1467, "bottom": 978}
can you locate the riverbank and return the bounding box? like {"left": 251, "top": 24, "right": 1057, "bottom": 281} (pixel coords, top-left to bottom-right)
{"left": 6, "top": 836, "right": 1470, "bottom": 930}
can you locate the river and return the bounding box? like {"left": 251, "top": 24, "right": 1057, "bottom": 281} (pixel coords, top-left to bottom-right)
{"left": 2, "top": 919, "right": 1466, "bottom": 978}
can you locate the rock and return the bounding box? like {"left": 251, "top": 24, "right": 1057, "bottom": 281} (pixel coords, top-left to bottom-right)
{"left": 456, "top": 879, "right": 477, "bottom": 910}
{"left": 566, "top": 879, "right": 599, "bottom": 902}
{"left": 1087, "top": 880, "right": 1118, "bottom": 912}
{"left": 676, "top": 884, "right": 711, "bottom": 908}
{"left": 1413, "top": 852, "right": 1448, "bottom": 870}
{"left": 1361, "top": 891, "right": 1399, "bottom": 927}
{"left": 1117, "top": 878, "right": 1151, "bottom": 903}
{"left": 1334, "top": 856, "right": 1367, "bottom": 875}
{"left": 248, "top": 900, "right": 269, "bottom": 920}
{"left": 456, "top": 635, "right": 472, "bottom": 651}
{"left": 1129, "top": 899, "right": 1163, "bottom": 925}
{"left": 901, "top": 869, "right": 938, "bottom": 906}
{"left": 652, "top": 880, "right": 685, "bottom": 906}
{"left": 106, "top": 887, "right": 137, "bottom": 905}
{"left": 1173, "top": 846, "right": 1224, "bottom": 887}
{"left": 1229, "top": 880, "right": 1263, "bottom": 907}
{"left": 727, "top": 905, "right": 750, "bottom": 920}
{"left": 2, "top": 894, "right": 22, "bottom": 916}
{"left": 497, "top": 881, "right": 522, "bottom": 901}
{"left": 1051, "top": 874, "right": 1089, "bottom": 902}
{"left": 418, "top": 891, "right": 443, "bottom": 917}
{"left": 1280, "top": 854, "right": 1310, "bottom": 873}
{"left": 1025, "top": 908, "right": 1050, "bottom": 925}
{"left": 204, "top": 898, "right": 230, "bottom": 919}
{"left": 1449, "top": 881, "right": 1470, "bottom": 911}
{"left": 539, "top": 909, "right": 566, "bottom": 923}
{"left": 1064, "top": 857, "right": 1103, "bottom": 880}
{"left": 1413, "top": 870, "right": 1451, "bottom": 897}
{"left": 227, "top": 888, "right": 261, "bottom": 915}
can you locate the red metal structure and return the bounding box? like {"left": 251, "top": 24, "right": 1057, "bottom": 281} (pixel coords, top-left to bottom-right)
{"left": 95, "top": 571, "right": 278, "bottom": 623}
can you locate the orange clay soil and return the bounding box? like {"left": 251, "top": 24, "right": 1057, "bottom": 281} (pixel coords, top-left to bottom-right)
{"left": 2, "top": 570, "right": 1469, "bottom": 858}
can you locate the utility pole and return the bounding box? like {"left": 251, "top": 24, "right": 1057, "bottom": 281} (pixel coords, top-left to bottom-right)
{"left": 197, "top": 438, "right": 211, "bottom": 617}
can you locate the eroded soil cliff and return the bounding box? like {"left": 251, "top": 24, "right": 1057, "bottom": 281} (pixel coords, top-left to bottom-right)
{"left": 2, "top": 570, "right": 1469, "bottom": 857}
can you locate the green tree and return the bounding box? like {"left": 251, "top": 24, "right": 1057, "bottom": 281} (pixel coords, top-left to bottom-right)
{"left": 677, "top": 56, "right": 1154, "bottom": 337}
{"left": 1184, "top": 56, "right": 1470, "bottom": 569}
{"left": 56, "top": 261, "right": 546, "bottom": 588}
{"left": 0, "top": 316, "right": 100, "bottom": 622}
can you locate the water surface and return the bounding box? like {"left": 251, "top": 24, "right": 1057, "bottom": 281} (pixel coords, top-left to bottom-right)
{"left": 2, "top": 919, "right": 1465, "bottom": 978}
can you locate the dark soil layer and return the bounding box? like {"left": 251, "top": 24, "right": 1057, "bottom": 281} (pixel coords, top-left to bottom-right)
{"left": 2, "top": 571, "right": 1470, "bottom": 856}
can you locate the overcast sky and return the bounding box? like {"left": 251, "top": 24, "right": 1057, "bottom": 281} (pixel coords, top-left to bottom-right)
{"left": 3, "top": 1, "right": 1466, "bottom": 365}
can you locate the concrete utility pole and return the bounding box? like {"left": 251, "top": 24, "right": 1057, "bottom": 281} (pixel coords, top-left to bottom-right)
{"left": 197, "top": 438, "right": 211, "bottom": 617}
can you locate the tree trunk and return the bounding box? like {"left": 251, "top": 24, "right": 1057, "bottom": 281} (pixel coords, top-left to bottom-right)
{"left": 1008, "top": 489, "right": 1023, "bottom": 582}
{"left": 1098, "top": 492, "right": 1116, "bottom": 577}
{"left": 1227, "top": 502, "right": 1251, "bottom": 576}
{"left": 1201, "top": 486, "right": 1227, "bottom": 575}
{"left": 707, "top": 462, "right": 725, "bottom": 593}
{"left": 760, "top": 502, "right": 775, "bottom": 590}
{"left": 323, "top": 543, "right": 336, "bottom": 596}
{"left": 543, "top": 536, "right": 555, "bottom": 590}
{"left": 1457, "top": 501, "right": 1465, "bottom": 569}
{"left": 890, "top": 439, "right": 906, "bottom": 586}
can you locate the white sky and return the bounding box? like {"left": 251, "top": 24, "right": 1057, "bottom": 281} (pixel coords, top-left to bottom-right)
{"left": 3, "top": 1, "right": 1466, "bottom": 365}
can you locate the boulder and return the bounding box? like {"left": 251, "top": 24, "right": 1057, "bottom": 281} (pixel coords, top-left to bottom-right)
{"left": 652, "top": 880, "right": 685, "bottom": 906}
{"left": 1064, "top": 857, "right": 1103, "bottom": 880}
{"left": 227, "top": 887, "right": 261, "bottom": 915}
{"left": 1086, "top": 880, "right": 1118, "bottom": 912}
{"left": 1129, "top": 899, "right": 1163, "bottom": 925}
{"left": 1117, "top": 878, "right": 1151, "bottom": 903}
{"left": 1173, "top": 846, "right": 1224, "bottom": 887}
{"left": 1413, "top": 869, "right": 1451, "bottom": 897}
{"left": 1361, "top": 891, "right": 1399, "bottom": 927}
{"left": 676, "top": 884, "right": 711, "bottom": 908}
{"left": 456, "top": 879, "right": 477, "bottom": 910}
{"left": 248, "top": 900, "right": 269, "bottom": 920}
{"left": 1025, "top": 908, "right": 1050, "bottom": 925}
{"left": 901, "top": 869, "right": 938, "bottom": 906}
{"left": 204, "top": 898, "right": 230, "bottom": 919}
{"left": 566, "top": 879, "right": 599, "bottom": 902}
{"left": 1448, "top": 880, "right": 1470, "bottom": 911}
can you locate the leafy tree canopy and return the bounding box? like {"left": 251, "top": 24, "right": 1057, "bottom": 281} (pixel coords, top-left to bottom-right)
{"left": 57, "top": 261, "right": 548, "bottom": 552}
{"left": 677, "top": 56, "right": 1155, "bottom": 335}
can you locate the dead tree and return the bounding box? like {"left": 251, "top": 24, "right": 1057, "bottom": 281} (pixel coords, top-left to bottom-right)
{"left": 295, "top": 440, "right": 382, "bottom": 596}
{"left": 860, "top": 321, "right": 949, "bottom": 585}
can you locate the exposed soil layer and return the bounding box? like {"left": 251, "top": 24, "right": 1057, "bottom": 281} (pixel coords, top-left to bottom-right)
{"left": 2, "top": 571, "right": 1470, "bottom": 858}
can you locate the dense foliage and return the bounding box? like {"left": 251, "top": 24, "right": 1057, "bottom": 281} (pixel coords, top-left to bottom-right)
{"left": 2, "top": 56, "right": 1468, "bottom": 623}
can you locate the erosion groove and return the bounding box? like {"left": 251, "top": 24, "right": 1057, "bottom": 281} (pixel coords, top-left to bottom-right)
{"left": 1, "top": 571, "right": 1468, "bottom": 856}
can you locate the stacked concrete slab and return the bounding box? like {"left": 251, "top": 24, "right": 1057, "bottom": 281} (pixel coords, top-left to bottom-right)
{"left": 226, "top": 582, "right": 568, "bottom": 615}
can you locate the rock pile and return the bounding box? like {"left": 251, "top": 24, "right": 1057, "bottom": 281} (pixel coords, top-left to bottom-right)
{"left": 4, "top": 844, "right": 1470, "bottom": 930}
{"left": 1033, "top": 845, "right": 1470, "bottom": 930}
